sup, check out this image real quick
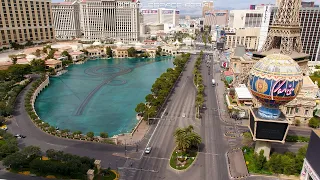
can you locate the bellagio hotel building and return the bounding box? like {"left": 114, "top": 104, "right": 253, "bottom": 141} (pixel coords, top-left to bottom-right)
{"left": 0, "top": 0, "right": 55, "bottom": 48}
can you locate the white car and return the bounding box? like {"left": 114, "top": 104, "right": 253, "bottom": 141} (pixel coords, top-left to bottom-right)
{"left": 182, "top": 113, "right": 186, "bottom": 118}
{"left": 145, "top": 147, "right": 152, "bottom": 154}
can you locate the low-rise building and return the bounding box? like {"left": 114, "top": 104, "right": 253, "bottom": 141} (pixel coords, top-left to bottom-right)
{"left": 70, "top": 51, "right": 85, "bottom": 62}
{"left": 235, "top": 84, "right": 253, "bottom": 106}
{"left": 300, "top": 130, "right": 320, "bottom": 180}
{"left": 87, "top": 48, "right": 105, "bottom": 58}
{"left": 145, "top": 48, "right": 156, "bottom": 58}
{"left": 281, "top": 76, "right": 318, "bottom": 125}
{"left": 45, "top": 59, "right": 63, "bottom": 72}
{"left": 144, "top": 40, "right": 156, "bottom": 46}
{"left": 225, "top": 28, "right": 261, "bottom": 51}
{"left": 112, "top": 48, "right": 129, "bottom": 58}
{"left": 229, "top": 45, "right": 256, "bottom": 87}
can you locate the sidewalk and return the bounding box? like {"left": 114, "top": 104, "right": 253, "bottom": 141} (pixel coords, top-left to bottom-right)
{"left": 116, "top": 120, "right": 149, "bottom": 146}
{"left": 214, "top": 69, "right": 237, "bottom": 125}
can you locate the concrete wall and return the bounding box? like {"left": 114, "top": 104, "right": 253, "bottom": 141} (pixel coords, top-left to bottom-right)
{"left": 31, "top": 77, "right": 50, "bottom": 117}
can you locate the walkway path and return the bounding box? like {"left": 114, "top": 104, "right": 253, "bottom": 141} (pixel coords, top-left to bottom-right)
{"left": 116, "top": 120, "right": 149, "bottom": 146}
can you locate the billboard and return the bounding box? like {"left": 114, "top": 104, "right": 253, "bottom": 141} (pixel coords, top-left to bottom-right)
{"left": 250, "top": 5, "right": 256, "bottom": 10}
{"left": 162, "top": 10, "right": 174, "bottom": 14}
{"left": 175, "top": 10, "right": 180, "bottom": 14}
{"left": 255, "top": 121, "right": 288, "bottom": 141}
{"left": 141, "top": 9, "right": 158, "bottom": 14}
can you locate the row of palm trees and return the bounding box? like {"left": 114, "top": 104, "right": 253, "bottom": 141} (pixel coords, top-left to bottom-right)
{"left": 193, "top": 51, "right": 205, "bottom": 118}
{"left": 174, "top": 125, "right": 201, "bottom": 152}
{"left": 24, "top": 76, "right": 112, "bottom": 143}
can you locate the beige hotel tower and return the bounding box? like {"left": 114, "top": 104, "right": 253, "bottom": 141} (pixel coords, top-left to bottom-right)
{"left": 0, "top": 0, "right": 55, "bottom": 48}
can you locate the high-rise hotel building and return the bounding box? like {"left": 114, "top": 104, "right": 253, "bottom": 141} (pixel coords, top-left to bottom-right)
{"left": 0, "top": 0, "right": 55, "bottom": 48}
{"left": 79, "top": 0, "right": 140, "bottom": 43}
{"left": 52, "top": 1, "right": 82, "bottom": 40}
{"left": 258, "top": 4, "right": 320, "bottom": 61}
{"left": 300, "top": 7, "right": 320, "bottom": 61}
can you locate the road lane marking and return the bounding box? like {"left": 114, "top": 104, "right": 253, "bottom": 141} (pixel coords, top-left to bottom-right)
{"left": 140, "top": 108, "right": 167, "bottom": 160}
{"left": 45, "top": 142, "right": 67, "bottom": 148}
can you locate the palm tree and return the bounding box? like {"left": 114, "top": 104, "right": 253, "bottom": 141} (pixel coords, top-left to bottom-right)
{"left": 174, "top": 125, "right": 201, "bottom": 152}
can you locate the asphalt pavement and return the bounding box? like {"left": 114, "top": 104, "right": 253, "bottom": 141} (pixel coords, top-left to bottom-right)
{"left": 7, "top": 77, "right": 131, "bottom": 169}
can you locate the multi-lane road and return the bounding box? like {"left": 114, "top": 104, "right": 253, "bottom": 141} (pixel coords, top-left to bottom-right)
{"left": 119, "top": 52, "right": 230, "bottom": 180}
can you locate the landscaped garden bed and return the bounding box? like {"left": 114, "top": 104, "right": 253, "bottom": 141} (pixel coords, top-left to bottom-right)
{"left": 169, "top": 148, "right": 197, "bottom": 170}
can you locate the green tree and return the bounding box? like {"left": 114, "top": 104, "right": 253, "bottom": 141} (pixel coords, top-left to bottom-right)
{"left": 174, "top": 125, "right": 201, "bottom": 152}
{"left": 127, "top": 47, "right": 136, "bottom": 57}
{"left": 7, "top": 64, "right": 31, "bottom": 81}
{"left": 0, "top": 141, "right": 19, "bottom": 159}
{"left": 308, "top": 117, "right": 320, "bottom": 128}
{"left": 30, "top": 59, "right": 45, "bottom": 72}
{"left": 100, "top": 132, "right": 108, "bottom": 138}
{"left": 156, "top": 46, "right": 162, "bottom": 56}
{"left": 106, "top": 46, "right": 112, "bottom": 57}
{"left": 21, "top": 146, "right": 41, "bottom": 157}
{"left": 281, "top": 154, "right": 296, "bottom": 175}
{"left": 2, "top": 152, "right": 28, "bottom": 170}
{"left": 46, "top": 49, "right": 57, "bottom": 59}
{"left": 61, "top": 50, "right": 71, "bottom": 61}
{"left": 34, "top": 49, "right": 41, "bottom": 57}
{"left": 0, "top": 116, "right": 5, "bottom": 125}
{"left": 254, "top": 150, "right": 266, "bottom": 170}
{"left": 86, "top": 131, "right": 94, "bottom": 138}
{"left": 80, "top": 49, "right": 89, "bottom": 56}
{"left": 135, "top": 103, "right": 146, "bottom": 114}
{"left": 267, "top": 153, "right": 283, "bottom": 174}
{"left": 145, "top": 94, "right": 155, "bottom": 104}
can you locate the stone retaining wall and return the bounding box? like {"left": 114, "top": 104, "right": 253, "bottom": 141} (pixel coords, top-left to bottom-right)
{"left": 31, "top": 76, "right": 49, "bottom": 117}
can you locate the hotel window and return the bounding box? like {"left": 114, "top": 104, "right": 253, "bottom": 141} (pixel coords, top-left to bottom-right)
{"left": 305, "top": 110, "right": 309, "bottom": 116}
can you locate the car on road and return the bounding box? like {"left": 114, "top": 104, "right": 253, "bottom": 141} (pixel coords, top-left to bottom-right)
{"left": 182, "top": 113, "right": 186, "bottom": 118}
{"left": 14, "top": 134, "right": 26, "bottom": 139}
{"left": 164, "top": 112, "right": 168, "bottom": 116}
{"left": 145, "top": 147, "right": 152, "bottom": 154}
{"left": 202, "top": 105, "right": 206, "bottom": 109}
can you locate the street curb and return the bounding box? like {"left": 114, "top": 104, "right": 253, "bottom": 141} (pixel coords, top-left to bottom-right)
{"left": 111, "top": 170, "right": 120, "bottom": 179}
{"left": 226, "top": 148, "right": 250, "bottom": 179}
{"left": 168, "top": 146, "right": 199, "bottom": 172}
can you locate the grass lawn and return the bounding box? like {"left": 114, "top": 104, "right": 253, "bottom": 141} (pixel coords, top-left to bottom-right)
{"left": 93, "top": 170, "right": 116, "bottom": 180}
{"left": 242, "top": 147, "right": 272, "bottom": 175}
{"left": 169, "top": 148, "right": 197, "bottom": 170}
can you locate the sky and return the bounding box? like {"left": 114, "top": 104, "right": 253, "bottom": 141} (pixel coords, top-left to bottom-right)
{"left": 52, "top": 0, "right": 319, "bottom": 15}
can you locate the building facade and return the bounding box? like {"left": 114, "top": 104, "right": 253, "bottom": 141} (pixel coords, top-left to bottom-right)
{"left": 159, "top": 9, "right": 179, "bottom": 26}
{"left": 225, "top": 28, "right": 260, "bottom": 50}
{"left": 202, "top": 1, "right": 214, "bottom": 17}
{"left": 214, "top": 10, "right": 229, "bottom": 27}
{"left": 79, "top": 0, "right": 139, "bottom": 43}
{"left": 52, "top": 1, "right": 82, "bottom": 40}
{"left": 141, "top": 9, "right": 158, "bottom": 25}
{"left": 204, "top": 11, "right": 215, "bottom": 26}
{"left": 0, "top": 0, "right": 55, "bottom": 48}
{"left": 281, "top": 76, "right": 318, "bottom": 125}
{"left": 228, "top": 9, "right": 264, "bottom": 29}
{"left": 300, "top": 7, "right": 320, "bottom": 61}
{"left": 300, "top": 130, "right": 320, "bottom": 180}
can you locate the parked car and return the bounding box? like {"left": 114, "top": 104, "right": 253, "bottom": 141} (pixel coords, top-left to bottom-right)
{"left": 14, "top": 134, "right": 26, "bottom": 139}
{"left": 145, "top": 147, "right": 152, "bottom": 154}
